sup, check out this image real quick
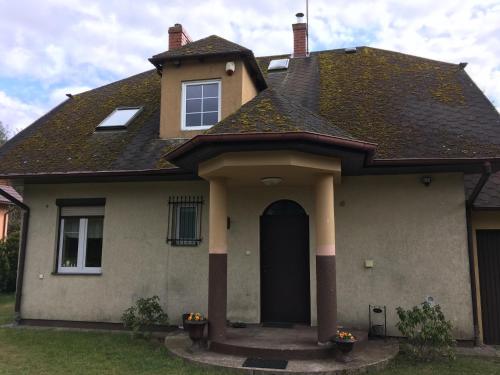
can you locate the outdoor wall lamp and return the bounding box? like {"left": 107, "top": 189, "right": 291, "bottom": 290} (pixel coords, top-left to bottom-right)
{"left": 420, "top": 176, "right": 433, "bottom": 187}
{"left": 260, "top": 177, "right": 283, "bottom": 186}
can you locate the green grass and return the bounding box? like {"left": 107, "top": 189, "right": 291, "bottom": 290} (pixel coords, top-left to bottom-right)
{"left": 381, "top": 355, "right": 500, "bottom": 374}
{"left": 0, "top": 293, "right": 499, "bottom": 374}
{"left": 0, "top": 294, "right": 14, "bottom": 325}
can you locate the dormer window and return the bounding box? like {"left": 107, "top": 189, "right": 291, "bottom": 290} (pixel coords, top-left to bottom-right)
{"left": 181, "top": 80, "right": 221, "bottom": 130}
{"left": 96, "top": 107, "right": 142, "bottom": 130}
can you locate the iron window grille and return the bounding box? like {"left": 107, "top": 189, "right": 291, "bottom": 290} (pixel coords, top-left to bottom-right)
{"left": 167, "top": 196, "right": 203, "bottom": 246}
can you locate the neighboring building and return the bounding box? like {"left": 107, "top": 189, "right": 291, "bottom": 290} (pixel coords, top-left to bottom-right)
{"left": 0, "top": 184, "right": 21, "bottom": 240}
{"left": 0, "top": 16, "right": 500, "bottom": 347}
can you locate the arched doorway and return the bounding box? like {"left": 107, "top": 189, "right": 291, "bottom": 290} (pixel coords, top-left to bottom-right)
{"left": 260, "top": 200, "right": 310, "bottom": 325}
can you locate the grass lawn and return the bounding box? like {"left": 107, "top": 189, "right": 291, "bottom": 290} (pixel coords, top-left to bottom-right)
{"left": 0, "top": 294, "right": 499, "bottom": 374}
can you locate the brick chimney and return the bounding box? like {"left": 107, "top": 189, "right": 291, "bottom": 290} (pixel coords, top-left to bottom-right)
{"left": 292, "top": 12, "right": 308, "bottom": 58}
{"left": 168, "top": 23, "right": 192, "bottom": 50}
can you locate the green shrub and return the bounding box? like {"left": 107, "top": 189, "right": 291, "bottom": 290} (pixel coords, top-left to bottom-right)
{"left": 396, "top": 302, "right": 455, "bottom": 361}
{"left": 0, "top": 230, "right": 20, "bottom": 293}
{"left": 121, "top": 296, "right": 168, "bottom": 338}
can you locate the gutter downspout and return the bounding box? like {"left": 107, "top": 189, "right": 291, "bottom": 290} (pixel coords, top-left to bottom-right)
{"left": 0, "top": 187, "right": 29, "bottom": 323}
{"left": 466, "top": 161, "right": 492, "bottom": 346}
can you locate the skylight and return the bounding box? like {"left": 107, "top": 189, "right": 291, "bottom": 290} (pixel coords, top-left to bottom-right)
{"left": 97, "top": 107, "right": 142, "bottom": 130}
{"left": 268, "top": 58, "right": 289, "bottom": 71}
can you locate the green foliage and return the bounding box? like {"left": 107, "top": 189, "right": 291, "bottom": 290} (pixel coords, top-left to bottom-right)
{"left": 396, "top": 302, "right": 455, "bottom": 361}
{"left": 0, "top": 121, "right": 8, "bottom": 146}
{"left": 0, "top": 230, "right": 20, "bottom": 292}
{"left": 121, "top": 296, "right": 168, "bottom": 338}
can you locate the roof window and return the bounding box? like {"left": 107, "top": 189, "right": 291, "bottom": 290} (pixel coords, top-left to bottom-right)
{"left": 96, "top": 107, "right": 142, "bottom": 130}
{"left": 268, "top": 58, "right": 289, "bottom": 71}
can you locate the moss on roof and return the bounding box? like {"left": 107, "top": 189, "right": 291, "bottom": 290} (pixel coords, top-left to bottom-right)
{"left": 150, "top": 35, "right": 251, "bottom": 62}
{"left": 1, "top": 42, "right": 500, "bottom": 177}
{"left": 314, "top": 47, "right": 500, "bottom": 158}
{"left": 205, "top": 88, "right": 355, "bottom": 139}
{"left": 0, "top": 70, "right": 180, "bottom": 175}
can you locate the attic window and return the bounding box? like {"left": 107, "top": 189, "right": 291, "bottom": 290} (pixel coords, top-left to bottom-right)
{"left": 96, "top": 107, "right": 142, "bottom": 130}
{"left": 268, "top": 58, "right": 289, "bottom": 71}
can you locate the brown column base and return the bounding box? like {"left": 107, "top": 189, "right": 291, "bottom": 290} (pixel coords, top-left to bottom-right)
{"left": 316, "top": 255, "right": 337, "bottom": 344}
{"left": 208, "top": 253, "right": 227, "bottom": 342}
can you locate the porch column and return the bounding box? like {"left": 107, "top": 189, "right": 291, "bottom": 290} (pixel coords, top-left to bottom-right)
{"left": 208, "top": 177, "right": 228, "bottom": 342}
{"left": 315, "top": 174, "right": 337, "bottom": 344}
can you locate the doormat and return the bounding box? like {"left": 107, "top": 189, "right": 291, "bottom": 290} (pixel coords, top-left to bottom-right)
{"left": 262, "top": 322, "right": 294, "bottom": 328}
{"left": 242, "top": 358, "right": 288, "bottom": 369}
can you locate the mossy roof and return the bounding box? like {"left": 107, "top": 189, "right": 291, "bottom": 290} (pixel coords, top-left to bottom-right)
{"left": 150, "top": 35, "right": 251, "bottom": 62}
{"left": 0, "top": 42, "right": 499, "bottom": 177}
{"left": 0, "top": 69, "right": 185, "bottom": 175}
{"left": 260, "top": 47, "right": 500, "bottom": 159}
{"left": 204, "top": 88, "right": 355, "bottom": 140}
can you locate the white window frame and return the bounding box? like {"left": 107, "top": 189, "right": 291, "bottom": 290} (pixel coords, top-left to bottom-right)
{"left": 58, "top": 217, "right": 103, "bottom": 274}
{"left": 96, "top": 106, "right": 143, "bottom": 130}
{"left": 181, "top": 79, "right": 221, "bottom": 131}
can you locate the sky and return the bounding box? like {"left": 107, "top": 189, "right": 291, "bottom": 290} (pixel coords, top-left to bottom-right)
{"left": 0, "top": 0, "right": 499, "bottom": 136}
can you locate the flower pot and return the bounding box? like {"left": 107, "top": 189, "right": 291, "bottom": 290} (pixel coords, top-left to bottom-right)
{"left": 335, "top": 339, "right": 356, "bottom": 363}
{"left": 184, "top": 320, "right": 207, "bottom": 350}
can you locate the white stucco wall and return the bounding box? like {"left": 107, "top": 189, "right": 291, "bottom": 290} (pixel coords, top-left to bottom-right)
{"left": 20, "top": 173, "right": 473, "bottom": 339}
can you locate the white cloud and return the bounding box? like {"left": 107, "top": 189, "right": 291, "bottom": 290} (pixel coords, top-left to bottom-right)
{"left": 0, "top": 91, "right": 45, "bottom": 135}
{"left": 49, "top": 85, "right": 91, "bottom": 105}
{"left": 0, "top": 0, "right": 498, "bottom": 134}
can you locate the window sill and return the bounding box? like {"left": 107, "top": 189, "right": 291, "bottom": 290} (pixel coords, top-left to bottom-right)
{"left": 51, "top": 272, "right": 102, "bottom": 276}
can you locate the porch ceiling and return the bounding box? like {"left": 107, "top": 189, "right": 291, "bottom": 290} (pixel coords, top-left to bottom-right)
{"left": 198, "top": 150, "right": 341, "bottom": 186}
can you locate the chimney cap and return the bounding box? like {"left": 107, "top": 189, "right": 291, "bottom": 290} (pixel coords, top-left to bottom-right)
{"left": 295, "top": 12, "right": 305, "bottom": 23}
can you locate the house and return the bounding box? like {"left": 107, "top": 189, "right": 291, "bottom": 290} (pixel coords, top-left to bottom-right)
{"left": 1, "top": 15, "right": 500, "bottom": 349}
{"left": 0, "top": 184, "right": 21, "bottom": 240}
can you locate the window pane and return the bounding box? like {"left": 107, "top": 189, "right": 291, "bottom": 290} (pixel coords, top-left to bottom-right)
{"left": 203, "top": 98, "right": 218, "bottom": 112}
{"left": 98, "top": 108, "right": 140, "bottom": 128}
{"left": 61, "top": 218, "right": 79, "bottom": 268}
{"left": 203, "top": 112, "right": 219, "bottom": 126}
{"left": 85, "top": 217, "right": 103, "bottom": 268}
{"left": 186, "top": 99, "right": 202, "bottom": 113}
{"left": 185, "top": 113, "right": 202, "bottom": 127}
{"left": 186, "top": 84, "right": 202, "bottom": 99}
{"left": 203, "top": 83, "right": 218, "bottom": 98}
{"left": 179, "top": 206, "right": 196, "bottom": 240}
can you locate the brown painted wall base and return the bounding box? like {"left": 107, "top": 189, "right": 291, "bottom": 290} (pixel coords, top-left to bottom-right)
{"left": 208, "top": 253, "right": 227, "bottom": 342}
{"left": 19, "top": 319, "right": 175, "bottom": 332}
{"left": 316, "top": 255, "right": 337, "bottom": 343}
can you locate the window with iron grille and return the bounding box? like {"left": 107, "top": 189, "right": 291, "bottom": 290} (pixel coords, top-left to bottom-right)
{"left": 167, "top": 196, "right": 203, "bottom": 246}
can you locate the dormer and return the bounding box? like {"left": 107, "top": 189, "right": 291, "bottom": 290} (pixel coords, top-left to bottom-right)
{"left": 149, "top": 26, "right": 267, "bottom": 139}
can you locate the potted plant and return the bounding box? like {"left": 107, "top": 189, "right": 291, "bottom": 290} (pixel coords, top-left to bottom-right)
{"left": 334, "top": 330, "right": 357, "bottom": 362}
{"left": 184, "top": 312, "right": 207, "bottom": 349}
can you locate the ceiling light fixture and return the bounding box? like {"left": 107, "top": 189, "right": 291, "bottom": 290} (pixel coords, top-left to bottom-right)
{"left": 260, "top": 177, "right": 283, "bottom": 186}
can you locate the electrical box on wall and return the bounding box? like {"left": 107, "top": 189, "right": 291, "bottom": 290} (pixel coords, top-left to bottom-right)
{"left": 364, "top": 259, "right": 375, "bottom": 268}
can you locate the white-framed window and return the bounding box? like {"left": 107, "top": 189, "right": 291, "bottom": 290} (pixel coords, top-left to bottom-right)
{"left": 57, "top": 206, "right": 104, "bottom": 274}
{"left": 96, "top": 107, "right": 142, "bottom": 130}
{"left": 181, "top": 80, "right": 221, "bottom": 130}
{"left": 167, "top": 196, "right": 203, "bottom": 246}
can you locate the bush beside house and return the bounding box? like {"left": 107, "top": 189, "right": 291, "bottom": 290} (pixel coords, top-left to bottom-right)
{"left": 0, "top": 230, "right": 19, "bottom": 292}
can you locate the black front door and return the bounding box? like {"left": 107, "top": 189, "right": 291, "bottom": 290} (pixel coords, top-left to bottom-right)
{"left": 477, "top": 230, "right": 500, "bottom": 345}
{"left": 260, "top": 200, "right": 310, "bottom": 324}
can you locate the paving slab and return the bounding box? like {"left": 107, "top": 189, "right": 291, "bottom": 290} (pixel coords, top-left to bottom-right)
{"left": 165, "top": 331, "right": 399, "bottom": 374}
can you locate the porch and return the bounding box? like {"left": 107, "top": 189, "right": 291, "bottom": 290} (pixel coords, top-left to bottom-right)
{"left": 165, "top": 327, "right": 398, "bottom": 374}
{"left": 200, "top": 151, "right": 342, "bottom": 346}
{"left": 209, "top": 325, "right": 368, "bottom": 360}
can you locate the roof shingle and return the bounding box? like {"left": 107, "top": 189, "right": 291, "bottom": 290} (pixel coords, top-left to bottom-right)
{"left": 205, "top": 88, "right": 356, "bottom": 140}
{"left": 0, "top": 40, "right": 499, "bottom": 178}
{"left": 150, "top": 35, "right": 251, "bottom": 62}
